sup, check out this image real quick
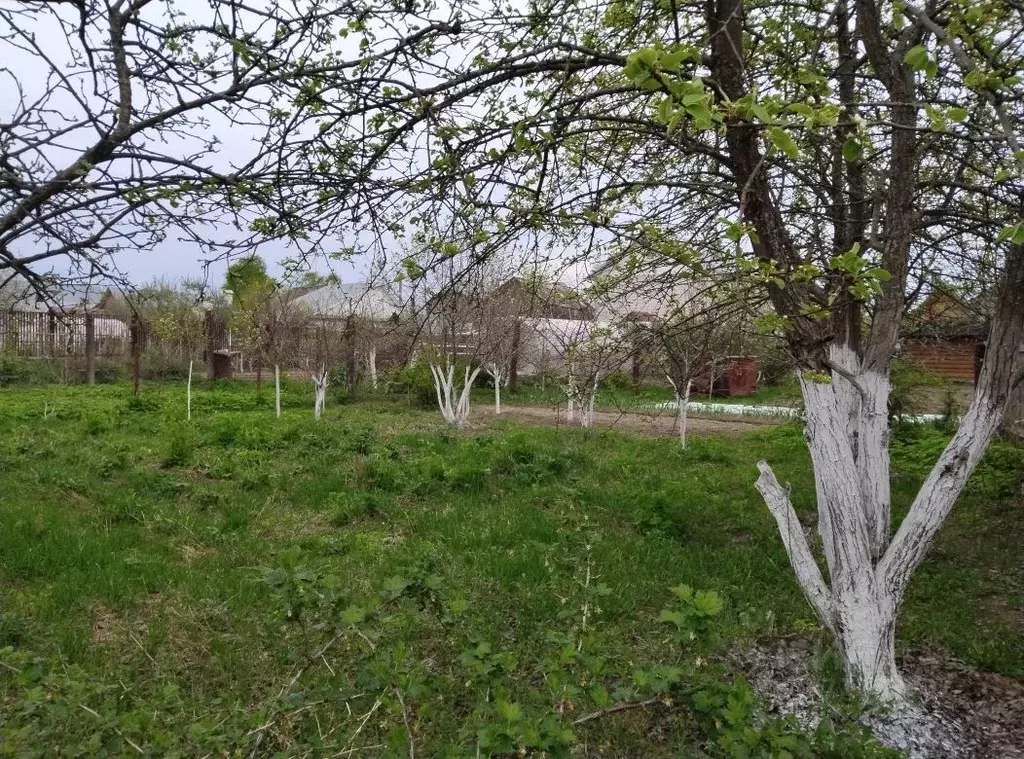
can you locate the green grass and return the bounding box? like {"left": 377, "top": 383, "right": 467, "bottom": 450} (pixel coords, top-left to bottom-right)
{"left": 0, "top": 381, "right": 1020, "bottom": 756}
{"left": 471, "top": 377, "right": 802, "bottom": 411}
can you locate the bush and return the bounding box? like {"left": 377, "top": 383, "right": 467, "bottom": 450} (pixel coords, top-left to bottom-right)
{"left": 603, "top": 369, "right": 633, "bottom": 391}
{"left": 889, "top": 358, "right": 948, "bottom": 423}
{"left": 390, "top": 361, "right": 437, "bottom": 408}
{"left": 0, "top": 355, "right": 62, "bottom": 386}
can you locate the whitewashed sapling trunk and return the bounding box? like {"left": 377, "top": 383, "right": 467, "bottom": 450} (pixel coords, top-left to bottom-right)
{"left": 579, "top": 374, "right": 600, "bottom": 428}
{"left": 666, "top": 376, "right": 691, "bottom": 449}
{"left": 312, "top": 365, "right": 329, "bottom": 420}
{"left": 274, "top": 364, "right": 281, "bottom": 418}
{"left": 187, "top": 360, "right": 193, "bottom": 421}
{"left": 368, "top": 345, "right": 378, "bottom": 390}
{"left": 486, "top": 362, "right": 504, "bottom": 414}
{"left": 564, "top": 370, "right": 579, "bottom": 423}
{"left": 429, "top": 363, "right": 482, "bottom": 428}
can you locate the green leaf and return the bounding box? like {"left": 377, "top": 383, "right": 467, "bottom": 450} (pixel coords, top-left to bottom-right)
{"left": 948, "top": 107, "right": 969, "bottom": 122}
{"left": 693, "top": 590, "right": 724, "bottom": 616}
{"left": 750, "top": 103, "right": 771, "bottom": 123}
{"left": 904, "top": 45, "right": 930, "bottom": 71}
{"left": 496, "top": 700, "right": 522, "bottom": 722}
{"left": 685, "top": 103, "right": 713, "bottom": 129}
{"left": 659, "top": 609, "right": 685, "bottom": 627}
{"left": 769, "top": 127, "right": 799, "bottom": 159}
{"left": 842, "top": 139, "right": 863, "bottom": 163}
{"left": 866, "top": 267, "right": 892, "bottom": 282}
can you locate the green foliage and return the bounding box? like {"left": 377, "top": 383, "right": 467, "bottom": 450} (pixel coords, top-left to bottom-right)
{"left": 603, "top": 368, "right": 633, "bottom": 390}
{"left": 223, "top": 254, "right": 273, "bottom": 299}
{"left": 0, "top": 356, "right": 63, "bottom": 386}
{"left": 390, "top": 361, "right": 436, "bottom": 408}
{"left": 888, "top": 359, "right": 949, "bottom": 424}
{"left": 0, "top": 383, "right": 1020, "bottom": 754}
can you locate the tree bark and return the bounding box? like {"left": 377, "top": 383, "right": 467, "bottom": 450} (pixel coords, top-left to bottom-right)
{"left": 84, "top": 313, "right": 96, "bottom": 385}
{"left": 187, "top": 360, "right": 193, "bottom": 421}
{"left": 368, "top": 344, "right": 378, "bottom": 390}
{"left": 205, "top": 309, "right": 215, "bottom": 382}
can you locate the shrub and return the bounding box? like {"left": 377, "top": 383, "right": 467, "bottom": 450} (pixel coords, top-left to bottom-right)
{"left": 888, "top": 358, "right": 948, "bottom": 423}
{"left": 0, "top": 355, "right": 61, "bottom": 386}
{"left": 391, "top": 361, "right": 437, "bottom": 408}
{"left": 603, "top": 369, "right": 633, "bottom": 391}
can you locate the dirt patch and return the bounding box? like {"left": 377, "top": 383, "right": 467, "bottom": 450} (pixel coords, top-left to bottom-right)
{"left": 732, "top": 635, "right": 1024, "bottom": 758}
{"left": 476, "top": 404, "right": 776, "bottom": 437}
{"left": 90, "top": 597, "right": 159, "bottom": 650}
{"left": 178, "top": 542, "right": 213, "bottom": 566}
{"left": 90, "top": 604, "right": 121, "bottom": 647}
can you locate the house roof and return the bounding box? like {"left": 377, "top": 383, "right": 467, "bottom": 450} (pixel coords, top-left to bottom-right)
{"left": 487, "top": 277, "right": 595, "bottom": 320}
{"left": 906, "top": 289, "right": 989, "bottom": 341}
{"left": 1, "top": 276, "right": 114, "bottom": 313}
{"left": 292, "top": 281, "right": 402, "bottom": 320}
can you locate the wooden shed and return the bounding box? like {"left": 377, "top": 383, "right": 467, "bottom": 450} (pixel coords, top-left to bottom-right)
{"left": 902, "top": 290, "right": 987, "bottom": 383}
{"left": 902, "top": 336, "right": 984, "bottom": 383}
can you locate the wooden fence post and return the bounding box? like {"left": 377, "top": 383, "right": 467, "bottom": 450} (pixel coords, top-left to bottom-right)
{"left": 85, "top": 313, "right": 96, "bottom": 384}
{"left": 205, "top": 308, "right": 216, "bottom": 381}
{"left": 47, "top": 311, "right": 57, "bottom": 356}
{"left": 130, "top": 314, "right": 142, "bottom": 397}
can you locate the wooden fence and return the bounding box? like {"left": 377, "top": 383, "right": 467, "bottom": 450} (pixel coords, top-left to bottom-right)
{"left": 0, "top": 310, "right": 130, "bottom": 357}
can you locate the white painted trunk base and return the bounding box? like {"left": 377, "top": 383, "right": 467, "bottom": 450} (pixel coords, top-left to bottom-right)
{"left": 186, "top": 360, "right": 193, "bottom": 421}
{"left": 312, "top": 366, "right": 329, "bottom": 420}
{"left": 274, "top": 365, "right": 281, "bottom": 418}
{"left": 430, "top": 364, "right": 481, "bottom": 428}
{"left": 753, "top": 344, "right": 1006, "bottom": 702}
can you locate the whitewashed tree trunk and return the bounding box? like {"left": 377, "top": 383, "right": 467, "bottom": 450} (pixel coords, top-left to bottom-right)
{"left": 666, "top": 375, "right": 692, "bottom": 449}
{"left": 368, "top": 345, "right": 378, "bottom": 390}
{"left": 754, "top": 337, "right": 1018, "bottom": 701}
{"left": 486, "top": 362, "right": 503, "bottom": 414}
{"left": 187, "top": 360, "right": 193, "bottom": 421}
{"left": 579, "top": 375, "right": 600, "bottom": 428}
{"left": 429, "top": 363, "right": 482, "bottom": 428}
{"left": 274, "top": 364, "right": 281, "bottom": 418}
{"left": 312, "top": 365, "right": 329, "bottom": 420}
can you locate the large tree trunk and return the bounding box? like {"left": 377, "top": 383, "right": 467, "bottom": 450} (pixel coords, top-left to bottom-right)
{"left": 1005, "top": 359, "right": 1024, "bottom": 442}
{"left": 756, "top": 288, "right": 1023, "bottom": 700}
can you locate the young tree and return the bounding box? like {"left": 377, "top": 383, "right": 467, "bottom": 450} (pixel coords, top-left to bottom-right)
{"left": 429, "top": 362, "right": 483, "bottom": 428}
{"left": 648, "top": 311, "right": 717, "bottom": 449}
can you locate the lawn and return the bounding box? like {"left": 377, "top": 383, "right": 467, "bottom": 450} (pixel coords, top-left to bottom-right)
{"left": 0, "top": 381, "right": 1020, "bottom": 756}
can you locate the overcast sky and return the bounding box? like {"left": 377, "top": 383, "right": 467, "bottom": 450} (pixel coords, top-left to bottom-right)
{"left": 1, "top": 0, "right": 381, "bottom": 292}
